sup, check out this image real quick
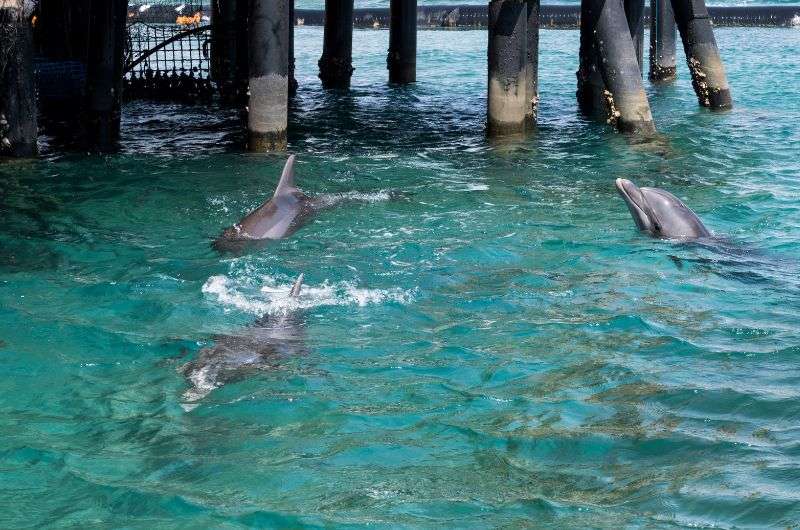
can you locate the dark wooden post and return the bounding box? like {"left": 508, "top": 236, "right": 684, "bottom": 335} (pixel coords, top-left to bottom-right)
{"left": 289, "top": 0, "right": 297, "bottom": 96}
{"left": 387, "top": 0, "right": 417, "bottom": 84}
{"left": 525, "top": 0, "right": 540, "bottom": 126}
{"left": 671, "top": 0, "right": 732, "bottom": 108}
{"left": 649, "top": 0, "right": 677, "bottom": 82}
{"left": 624, "top": 0, "right": 645, "bottom": 73}
{"left": 211, "top": 0, "right": 222, "bottom": 78}
{"left": 38, "top": 0, "right": 91, "bottom": 62}
{"left": 318, "top": 0, "right": 354, "bottom": 89}
{"left": 247, "top": 0, "right": 289, "bottom": 151}
{"left": 584, "top": 0, "right": 656, "bottom": 134}
{"left": 487, "top": 0, "right": 527, "bottom": 136}
{"left": 577, "top": 0, "right": 606, "bottom": 118}
{"left": 0, "top": 1, "right": 37, "bottom": 157}
{"left": 85, "top": 0, "right": 127, "bottom": 152}
{"left": 212, "top": 0, "right": 248, "bottom": 103}
{"left": 211, "top": 0, "right": 233, "bottom": 100}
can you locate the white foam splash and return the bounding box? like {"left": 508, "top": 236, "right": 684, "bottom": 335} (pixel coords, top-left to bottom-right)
{"left": 207, "top": 196, "right": 230, "bottom": 214}
{"left": 319, "top": 190, "right": 397, "bottom": 206}
{"left": 202, "top": 275, "right": 415, "bottom": 316}
{"left": 791, "top": 14, "right": 800, "bottom": 27}
{"left": 342, "top": 190, "right": 394, "bottom": 202}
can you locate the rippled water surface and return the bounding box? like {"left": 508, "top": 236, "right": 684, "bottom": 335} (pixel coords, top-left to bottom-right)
{"left": 2, "top": 27, "right": 800, "bottom": 528}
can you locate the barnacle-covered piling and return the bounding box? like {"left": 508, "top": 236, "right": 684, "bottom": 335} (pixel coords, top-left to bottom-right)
{"left": 671, "top": 0, "right": 732, "bottom": 108}
{"left": 580, "top": 0, "right": 656, "bottom": 134}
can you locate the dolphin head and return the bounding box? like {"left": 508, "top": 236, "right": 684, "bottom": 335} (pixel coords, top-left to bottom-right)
{"left": 615, "top": 179, "right": 710, "bottom": 239}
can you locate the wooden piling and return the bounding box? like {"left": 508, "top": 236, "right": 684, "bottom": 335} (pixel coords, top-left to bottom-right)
{"left": 671, "top": 0, "right": 732, "bottom": 108}
{"left": 525, "top": 0, "right": 540, "bottom": 126}
{"left": 487, "top": 0, "right": 528, "bottom": 136}
{"left": 649, "top": 0, "right": 677, "bottom": 82}
{"left": 0, "top": 1, "right": 37, "bottom": 157}
{"left": 577, "top": 0, "right": 606, "bottom": 119}
{"left": 38, "top": 0, "right": 91, "bottom": 62}
{"left": 211, "top": 0, "right": 237, "bottom": 102}
{"left": 85, "top": 0, "right": 127, "bottom": 152}
{"left": 388, "top": 0, "right": 417, "bottom": 84}
{"left": 318, "top": 0, "right": 354, "bottom": 89}
{"left": 248, "top": 0, "right": 290, "bottom": 151}
{"left": 585, "top": 0, "right": 656, "bottom": 134}
{"left": 211, "top": 0, "right": 249, "bottom": 103}
{"left": 236, "top": 0, "right": 250, "bottom": 96}
{"left": 289, "top": 0, "right": 297, "bottom": 96}
{"left": 624, "top": 0, "right": 645, "bottom": 74}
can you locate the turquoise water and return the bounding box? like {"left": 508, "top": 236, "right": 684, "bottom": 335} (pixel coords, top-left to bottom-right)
{"left": 3, "top": 26, "right": 800, "bottom": 528}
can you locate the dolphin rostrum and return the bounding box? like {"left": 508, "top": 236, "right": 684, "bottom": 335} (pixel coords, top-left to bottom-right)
{"left": 615, "top": 178, "right": 711, "bottom": 239}
{"left": 180, "top": 274, "right": 308, "bottom": 409}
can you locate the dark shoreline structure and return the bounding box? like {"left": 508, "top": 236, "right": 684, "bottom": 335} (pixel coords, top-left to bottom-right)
{"left": 2, "top": 2, "right": 797, "bottom": 157}
{"left": 129, "top": 4, "right": 800, "bottom": 29}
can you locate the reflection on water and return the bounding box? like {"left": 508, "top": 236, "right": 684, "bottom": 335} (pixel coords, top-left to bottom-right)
{"left": 1, "top": 26, "right": 800, "bottom": 528}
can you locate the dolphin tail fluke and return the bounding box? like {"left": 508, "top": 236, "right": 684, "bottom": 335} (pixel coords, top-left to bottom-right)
{"left": 274, "top": 155, "right": 297, "bottom": 197}
{"left": 289, "top": 273, "right": 304, "bottom": 297}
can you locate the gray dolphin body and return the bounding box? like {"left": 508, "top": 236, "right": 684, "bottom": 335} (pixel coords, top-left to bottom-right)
{"left": 615, "top": 178, "right": 711, "bottom": 239}
{"left": 213, "top": 155, "right": 316, "bottom": 252}
{"left": 213, "top": 155, "right": 381, "bottom": 253}
{"left": 180, "top": 274, "right": 307, "bottom": 408}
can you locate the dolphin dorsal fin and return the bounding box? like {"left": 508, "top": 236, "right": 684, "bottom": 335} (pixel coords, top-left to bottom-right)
{"left": 273, "top": 155, "right": 297, "bottom": 197}
{"left": 289, "top": 273, "right": 304, "bottom": 297}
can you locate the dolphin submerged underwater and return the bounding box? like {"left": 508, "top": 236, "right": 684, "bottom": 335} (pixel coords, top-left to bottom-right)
{"left": 615, "top": 178, "right": 711, "bottom": 239}
{"left": 180, "top": 274, "right": 308, "bottom": 409}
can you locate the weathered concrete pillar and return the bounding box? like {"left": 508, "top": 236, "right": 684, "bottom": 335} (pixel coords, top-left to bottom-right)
{"left": 318, "top": 0, "right": 354, "bottom": 89}
{"left": 85, "top": 0, "right": 127, "bottom": 152}
{"left": 0, "top": 1, "right": 37, "bottom": 157}
{"left": 248, "top": 0, "right": 289, "bottom": 151}
{"left": 289, "top": 0, "right": 297, "bottom": 96}
{"left": 649, "top": 0, "right": 677, "bottom": 81}
{"left": 584, "top": 0, "right": 656, "bottom": 134}
{"left": 487, "top": 0, "right": 527, "bottom": 136}
{"left": 387, "top": 0, "right": 417, "bottom": 84}
{"left": 577, "top": 0, "right": 606, "bottom": 119}
{"left": 671, "top": 0, "right": 732, "bottom": 108}
{"left": 525, "top": 0, "right": 540, "bottom": 126}
{"left": 624, "top": 0, "right": 645, "bottom": 73}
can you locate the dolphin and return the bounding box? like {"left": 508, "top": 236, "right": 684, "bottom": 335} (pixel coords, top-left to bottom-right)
{"left": 180, "top": 274, "right": 308, "bottom": 409}
{"left": 213, "top": 155, "right": 315, "bottom": 252}
{"left": 615, "top": 178, "right": 711, "bottom": 239}
{"left": 213, "top": 155, "right": 396, "bottom": 253}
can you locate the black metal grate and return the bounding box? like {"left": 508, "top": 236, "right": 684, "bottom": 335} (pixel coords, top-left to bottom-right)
{"left": 124, "top": 3, "right": 213, "bottom": 101}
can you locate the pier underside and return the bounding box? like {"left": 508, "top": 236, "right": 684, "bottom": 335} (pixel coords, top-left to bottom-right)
{"left": 2, "top": 0, "right": 750, "bottom": 155}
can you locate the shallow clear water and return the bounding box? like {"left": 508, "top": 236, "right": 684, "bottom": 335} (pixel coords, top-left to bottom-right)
{"left": 2, "top": 27, "right": 800, "bottom": 528}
